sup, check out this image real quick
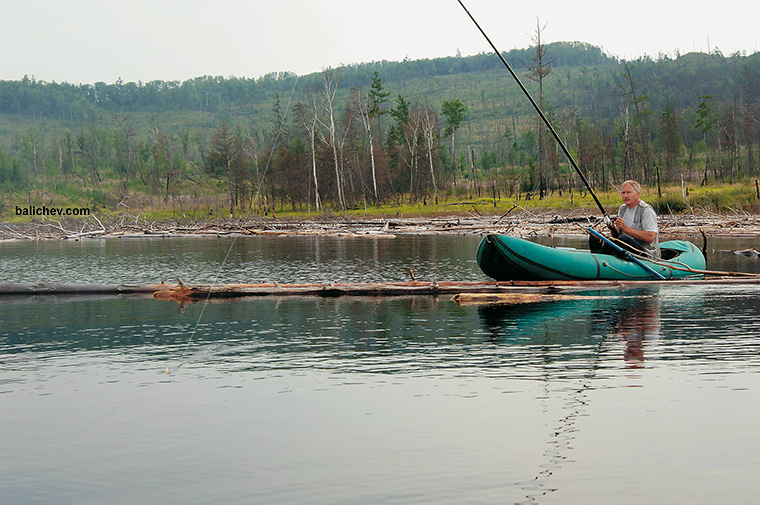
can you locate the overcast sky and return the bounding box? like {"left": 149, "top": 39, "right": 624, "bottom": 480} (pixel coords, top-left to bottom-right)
{"left": 2, "top": 0, "right": 757, "bottom": 85}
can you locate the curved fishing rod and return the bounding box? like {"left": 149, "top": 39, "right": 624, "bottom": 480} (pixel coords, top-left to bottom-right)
{"left": 456, "top": 0, "right": 611, "bottom": 225}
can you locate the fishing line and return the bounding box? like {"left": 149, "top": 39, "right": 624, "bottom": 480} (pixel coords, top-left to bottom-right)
{"left": 167, "top": 74, "right": 300, "bottom": 374}
{"left": 455, "top": 0, "right": 612, "bottom": 225}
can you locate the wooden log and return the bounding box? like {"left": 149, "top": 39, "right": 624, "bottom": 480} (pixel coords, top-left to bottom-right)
{"left": 0, "top": 282, "right": 175, "bottom": 295}
{"left": 151, "top": 277, "right": 760, "bottom": 303}
{"left": 1, "top": 277, "right": 759, "bottom": 301}
{"left": 452, "top": 293, "right": 607, "bottom": 305}
{"left": 734, "top": 248, "right": 760, "bottom": 257}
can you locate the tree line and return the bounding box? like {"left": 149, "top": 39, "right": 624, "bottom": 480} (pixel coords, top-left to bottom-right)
{"left": 0, "top": 42, "right": 612, "bottom": 118}
{"left": 0, "top": 42, "right": 758, "bottom": 215}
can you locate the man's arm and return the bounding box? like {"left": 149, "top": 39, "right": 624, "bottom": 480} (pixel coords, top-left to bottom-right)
{"left": 614, "top": 215, "right": 656, "bottom": 243}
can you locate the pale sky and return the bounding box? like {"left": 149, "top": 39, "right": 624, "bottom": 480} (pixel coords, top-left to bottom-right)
{"left": 1, "top": 0, "right": 757, "bottom": 85}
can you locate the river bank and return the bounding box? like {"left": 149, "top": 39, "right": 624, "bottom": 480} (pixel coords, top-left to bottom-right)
{"left": 2, "top": 209, "right": 760, "bottom": 241}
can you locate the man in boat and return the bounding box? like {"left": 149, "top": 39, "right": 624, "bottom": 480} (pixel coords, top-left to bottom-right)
{"left": 591, "top": 180, "right": 661, "bottom": 259}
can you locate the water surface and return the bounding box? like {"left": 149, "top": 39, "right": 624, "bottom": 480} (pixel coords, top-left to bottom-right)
{"left": 1, "top": 235, "right": 759, "bottom": 504}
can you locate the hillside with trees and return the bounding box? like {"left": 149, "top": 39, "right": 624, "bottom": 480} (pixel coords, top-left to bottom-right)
{"left": 1, "top": 41, "right": 758, "bottom": 218}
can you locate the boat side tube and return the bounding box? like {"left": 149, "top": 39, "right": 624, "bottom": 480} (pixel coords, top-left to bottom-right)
{"left": 587, "top": 228, "right": 666, "bottom": 279}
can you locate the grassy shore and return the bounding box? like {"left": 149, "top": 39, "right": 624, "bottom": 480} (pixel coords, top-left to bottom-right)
{"left": 2, "top": 181, "right": 759, "bottom": 241}
{"left": 2, "top": 181, "right": 758, "bottom": 224}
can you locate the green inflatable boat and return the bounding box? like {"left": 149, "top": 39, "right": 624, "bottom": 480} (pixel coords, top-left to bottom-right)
{"left": 477, "top": 234, "right": 706, "bottom": 281}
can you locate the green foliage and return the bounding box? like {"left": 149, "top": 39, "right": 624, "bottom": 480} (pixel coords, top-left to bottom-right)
{"left": 650, "top": 193, "right": 690, "bottom": 214}
{"left": 368, "top": 71, "right": 390, "bottom": 117}
{"left": 687, "top": 184, "right": 758, "bottom": 211}
{"left": 388, "top": 95, "right": 411, "bottom": 145}
{"left": 695, "top": 95, "right": 718, "bottom": 135}
{"left": 0, "top": 43, "right": 759, "bottom": 214}
{"left": 441, "top": 99, "right": 466, "bottom": 137}
{"left": 649, "top": 183, "right": 759, "bottom": 214}
{"left": 0, "top": 146, "right": 21, "bottom": 185}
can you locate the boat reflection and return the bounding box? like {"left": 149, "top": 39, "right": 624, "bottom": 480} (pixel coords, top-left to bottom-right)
{"left": 478, "top": 291, "right": 663, "bottom": 504}
{"left": 477, "top": 289, "right": 661, "bottom": 364}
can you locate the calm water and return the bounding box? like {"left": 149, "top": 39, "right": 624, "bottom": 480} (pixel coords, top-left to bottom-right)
{"left": 1, "top": 234, "right": 760, "bottom": 505}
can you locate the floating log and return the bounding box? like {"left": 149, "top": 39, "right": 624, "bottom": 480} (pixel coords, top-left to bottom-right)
{"left": 734, "top": 248, "right": 760, "bottom": 257}
{"left": 151, "top": 277, "right": 760, "bottom": 303}
{"left": 152, "top": 281, "right": 515, "bottom": 302}
{"left": 1, "top": 277, "right": 759, "bottom": 301}
{"left": 0, "top": 282, "right": 175, "bottom": 295}
{"left": 451, "top": 293, "right": 609, "bottom": 305}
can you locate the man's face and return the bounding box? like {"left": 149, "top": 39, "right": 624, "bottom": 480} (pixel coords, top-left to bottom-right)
{"left": 620, "top": 184, "right": 641, "bottom": 208}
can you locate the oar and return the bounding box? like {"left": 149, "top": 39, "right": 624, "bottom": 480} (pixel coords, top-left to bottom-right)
{"left": 599, "top": 235, "right": 760, "bottom": 278}
{"left": 644, "top": 258, "right": 760, "bottom": 278}
{"left": 457, "top": 0, "right": 613, "bottom": 227}
{"left": 587, "top": 228, "right": 666, "bottom": 279}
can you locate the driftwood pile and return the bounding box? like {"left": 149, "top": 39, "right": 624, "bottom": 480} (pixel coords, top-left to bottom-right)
{"left": 2, "top": 209, "right": 760, "bottom": 240}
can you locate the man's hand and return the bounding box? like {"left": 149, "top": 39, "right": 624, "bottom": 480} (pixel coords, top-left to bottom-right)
{"left": 615, "top": 215, "right": 627, "bottom": 233}
{"left": 616, "top": 216, "right": 655, "bottom": 244}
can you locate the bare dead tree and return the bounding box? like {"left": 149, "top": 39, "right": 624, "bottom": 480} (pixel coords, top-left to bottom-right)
{"left": 294, "top": 95, "right": 322, "bottom": 213}
{"left": 620, "top": 61, "right": 653, "bottom": 184}
{"left": 419, "top": 106, "right": 439, "bottom": 203}
{"left": 527, "top": 18, "right": 552, "bottom": 198}
{"left": 353, "top": 87, "right": 381, "bottom": 205}
{"left": 321, "top": 69, "right": 346, "bottom": 210}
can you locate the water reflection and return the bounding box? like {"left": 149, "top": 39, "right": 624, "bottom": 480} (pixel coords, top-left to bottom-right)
{"left": 1, "top": 234, "right": 757, "bottom": 286}
{"left": 477, "top": 290, "right": 663, "bottom": 364}
{"left": 477, "top": 292, "right": 665, "bottom": 503}
{"left": 4, "top": 284, "right": 759, "bottom": 380}
{"left": 3, "top": 235, "right": 760, "bottom": 505}
{"left": 0, "top": 235, "right": 486, "bottom": 285}
{"left": 614, "top": 296, "right": 661, "bottom": 368}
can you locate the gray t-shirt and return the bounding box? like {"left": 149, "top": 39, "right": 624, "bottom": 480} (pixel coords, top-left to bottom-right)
{"left": 619, "top": 201, "right": 660, "bottom": 259}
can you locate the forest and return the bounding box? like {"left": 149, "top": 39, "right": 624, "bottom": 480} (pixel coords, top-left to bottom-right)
{"left": 1, "top": 40, "right": 759, "bottom": 218}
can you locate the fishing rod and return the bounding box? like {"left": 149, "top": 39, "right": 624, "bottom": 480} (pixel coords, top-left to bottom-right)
{"left": 456, "top": 0, "right": 612, "bottom": 225}
{"left": 587, "top": 227, "right": 666, "bottom": 279}
{"left": 613, "top": 245, "right": 760, "bottom": 278}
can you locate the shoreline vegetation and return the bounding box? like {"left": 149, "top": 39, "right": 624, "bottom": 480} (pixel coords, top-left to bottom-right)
{"left": 2, "top": 48, "right": 760, "bottom": 247}
{"left": 2, "top": 49, "right": 759, "bottom": 233}
{"left": 2, "top": 205, "right": 759, "bottom": 242}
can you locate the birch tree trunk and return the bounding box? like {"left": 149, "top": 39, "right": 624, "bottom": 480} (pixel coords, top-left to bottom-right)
{"left": 354, "top": 88, "right": 380, "bottom": 205}
{"left": 323, "top": 71, "right": 346, "bottom": 210}
{"left": 420, "top": 108, "right": 438, "bottom": 202}
{"left": 406, "top": 123, "right": 420, "bottom": 200}
{"left": 296, "top": 98, "right": 322, "bottom": 213}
